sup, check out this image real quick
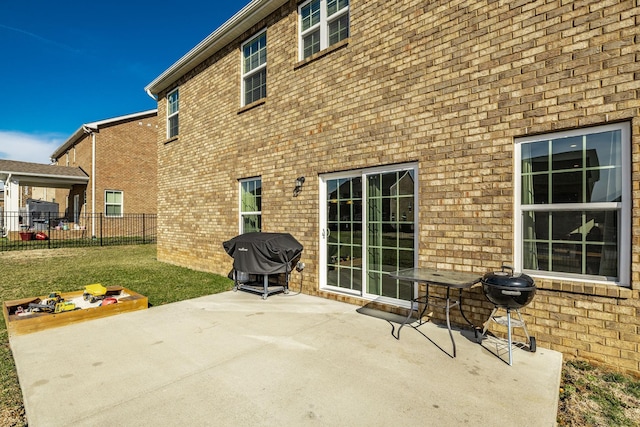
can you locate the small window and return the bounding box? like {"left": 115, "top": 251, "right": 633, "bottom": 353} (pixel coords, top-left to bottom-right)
{"left": 242, "top": 31, "right": 267, "bottom": 106}
{"left": 167, "top": 88, "right": 179, "bottom": 138}
{"left": 299, "top": 0, "right": 349, "bottom": 60}
{"left": 105, "top": 190, "right": 123, "bottom": 217}
{"left": 240, "top": 178, "right": 261, "bottom": 233}
{"left": 515, "top": 123, "right": 631, "bottom": 285}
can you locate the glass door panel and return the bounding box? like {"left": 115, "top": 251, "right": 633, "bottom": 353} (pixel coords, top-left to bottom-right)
{"left": 326, "top": 176, "right": 363, "bottom": 292}
{"left": 321, "top": 165, "right": 416, "bottom": 302}
{"left": 366, "top": 170, "right": 415, "bottom": 300}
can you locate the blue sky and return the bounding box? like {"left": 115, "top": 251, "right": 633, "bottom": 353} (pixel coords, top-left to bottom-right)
{"left": 0, "top": 0, "right": 249, "bottom": 164}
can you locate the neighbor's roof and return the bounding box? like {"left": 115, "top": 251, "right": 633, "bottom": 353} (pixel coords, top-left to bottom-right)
{"left": 0, "top": 159, "right": 89, "bottom": 188}
{"left": 50, "top": 109, "right": 157, "bottom": 160}
{"left": 145, "top": 0, "right": 288, "bottom": 98}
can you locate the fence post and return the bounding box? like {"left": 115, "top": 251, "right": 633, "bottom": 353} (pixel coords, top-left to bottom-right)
{"left": 100, "top": 214, "right": 103, "bottom": 246}
{"left": 47, "top": 211, "right": 51, "bottom": 249}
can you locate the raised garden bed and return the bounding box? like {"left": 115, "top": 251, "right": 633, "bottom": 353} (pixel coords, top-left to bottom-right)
{"left": 2, "top": 287, "right": 148, "bottom": 336}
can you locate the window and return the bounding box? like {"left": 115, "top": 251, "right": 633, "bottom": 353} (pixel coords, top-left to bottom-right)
{"left": 240, "top": 178, "right": 261, "bottom": 233}
{"left": 105, "top": 190, "right": 123, "bottom": 217}
{"left": 242, "top": 31, "right": 267, "bottom": 106}
{"left": 167, "top": 88, "right": 179, "bottom": 138}
{"left": 299, "top": 0, "right": 349, "bottom": 60}
{"left": 515, "top": 123, "right": 630, "bottom": 285}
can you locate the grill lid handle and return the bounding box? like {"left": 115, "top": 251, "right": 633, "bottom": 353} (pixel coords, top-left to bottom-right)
{"left": 501, "top": 264, "right": 515, "bottom": 275}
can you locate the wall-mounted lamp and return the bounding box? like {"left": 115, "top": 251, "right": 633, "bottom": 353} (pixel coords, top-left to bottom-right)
{"left": 293, "top": 176, "right": 305, "bottom": 197}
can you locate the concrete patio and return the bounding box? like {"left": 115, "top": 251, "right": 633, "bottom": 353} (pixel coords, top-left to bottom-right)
{"left": 10, "top": 290, "right": 562, "bottom": 426}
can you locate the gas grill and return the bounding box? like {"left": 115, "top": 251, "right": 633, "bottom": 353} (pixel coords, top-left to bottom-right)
{"left": 223, "top": 232, "right": 303, "bottom": 299}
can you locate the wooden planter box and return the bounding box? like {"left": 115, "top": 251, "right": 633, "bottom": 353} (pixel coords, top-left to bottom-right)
{"left": 2, "top": 288, "right": 148, "bottom": 336}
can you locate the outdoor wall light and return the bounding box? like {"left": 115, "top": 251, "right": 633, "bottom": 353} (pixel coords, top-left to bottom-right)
{"left": 293, "top": 176, "right": 305, "bottom": 197}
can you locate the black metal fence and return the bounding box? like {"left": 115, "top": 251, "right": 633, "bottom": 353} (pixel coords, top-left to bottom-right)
{"left": 0, "top": 211, "right": 156, "bottom": 251}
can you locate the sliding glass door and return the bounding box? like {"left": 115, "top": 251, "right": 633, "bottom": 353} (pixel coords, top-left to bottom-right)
{"left": 320, "top": 164, "right": 417, "bottom": 303}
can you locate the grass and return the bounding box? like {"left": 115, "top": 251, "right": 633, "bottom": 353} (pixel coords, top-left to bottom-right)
{"left": 0, "top": 245, "right": 233, "bottom": 426}
{"left": 1, "top": 245, "right": 639, "bottom": 426}
{"left": 558, "top": 360, "right": 640, "bottom": 426}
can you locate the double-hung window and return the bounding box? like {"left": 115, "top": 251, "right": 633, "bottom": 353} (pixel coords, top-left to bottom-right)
{"left": 299, "top": 0, "right": 349, "bottom": 60}
{"left": 240, "top": 178, "right": 262, "bottom": 233}
{"left": 514, "top": 123, "right": 631, "bottom": 285}
{"left": 167, "top": 88, "right": 179, "bottom": 138}
{"left": 105, "top": 190, "right": 123, "bottom": 218}
{"left": 242, "top": 31, "right": 267, "bottom": 106}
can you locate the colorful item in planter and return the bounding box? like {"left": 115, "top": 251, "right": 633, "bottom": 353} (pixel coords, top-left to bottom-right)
{"left": 83, "top": 284, "right": 107, "bottom": 303}
{"left": 54, "top": 301, "right": 77, "bottom": 313}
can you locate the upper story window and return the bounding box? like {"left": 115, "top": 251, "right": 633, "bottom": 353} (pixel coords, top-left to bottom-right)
{"left": 240, "top": 178, "right": 262, "bottom": 233}
{"left": 105, "top": 190, "right": 123, "bottom": 218}
{"left": 514, "top": 122, "right": 631, "bottom": 286}
{"left": 242, "top": 31, "right": 267, "bottom": 106}
{"left": 167, "top": 88, "right": 179, "bottom": 138}
{"left": 299, "top": 0, "right": 349, "bottom": 60}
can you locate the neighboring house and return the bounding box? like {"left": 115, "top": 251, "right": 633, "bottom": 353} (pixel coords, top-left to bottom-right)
{"left": 50, "top": 110, "right": 158, "bottom": 229}
{"left": 0, "top": 159, "right": 89, "bottom": 231}
{"left": 145, "top": 0, "right": 640, "bottom": 374}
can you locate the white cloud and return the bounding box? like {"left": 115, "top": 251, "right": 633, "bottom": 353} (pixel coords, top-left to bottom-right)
{"left": 0, "top": 130, "right": 66, "bottom": 164}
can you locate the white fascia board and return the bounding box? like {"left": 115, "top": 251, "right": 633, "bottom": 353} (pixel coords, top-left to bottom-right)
{"left": 145, "top": 0, "right": 287, "bottom": 97}
{"left": 12, "top": 172, "right": 89, "bottom": 181}
{"left": 83, "top": 109, "right": 158, "bottom": 129}
{"left": 50, "top": 109, "right": 158, "bottom": 160}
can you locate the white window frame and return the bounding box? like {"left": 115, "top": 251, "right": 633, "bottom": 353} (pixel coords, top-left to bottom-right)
{"left": 241, "top": 30, "right": 267, "bottom": 107}
{"left": 298, "top": 0, "right": 350, "bottom": 60}
{"left": 104, "top": 190, "right": 124, "bottom": 218}
{"left": 319, "top": 162, "right": 418, "bottom": 306}
{"left": 514, "top": 122, "right": 631, "bottom": 286}
{"left": 167, "top": 88, "right": 179, "bottom": 138}
{"left": 239, "top": 177, "right": 262, "bottom": 234}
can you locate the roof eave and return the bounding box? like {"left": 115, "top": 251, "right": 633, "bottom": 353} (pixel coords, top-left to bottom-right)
{"left": 145, "top": 0, "right": 287, "bottom": 97}
{"left": 50, "top": 109, "right": 158, "bottom": 160}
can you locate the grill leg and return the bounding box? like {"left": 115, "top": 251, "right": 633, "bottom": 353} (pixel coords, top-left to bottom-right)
{"left": 262, "top": 275, "right": 268, "bottom": 300}
{"left": 507, "top": 308, "right": 513, "bottom": 366}
{"left": 481, "top": 307, "right": 499, "bottom": 337}
{"left": 515, "top": 309, "right": 530, "bottom": 342}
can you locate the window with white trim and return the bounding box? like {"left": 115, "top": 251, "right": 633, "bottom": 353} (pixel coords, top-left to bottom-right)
{"left": 242, "top": 31, "right": 267, "bottom": 106}
{"left": 299, "top": 0, "right": 349, "bottom": 60}
{"left": 514, "top": 123, "right": 631, "bottom": 285}
{"left": 167, "top": 88, "right": 179, "bottom": 138}
{"left": 240, "top": 178, "right": 261, "bottom": 233}
{"left": 105, "top": 190, "right": 123, "bottom": 218}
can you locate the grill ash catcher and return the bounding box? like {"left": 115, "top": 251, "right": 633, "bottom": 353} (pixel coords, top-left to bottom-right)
{"left": 476, "top": 265, "right": 537, "bottom": 365}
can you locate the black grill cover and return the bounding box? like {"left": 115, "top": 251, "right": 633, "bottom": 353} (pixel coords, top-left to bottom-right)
{"left": 223, "top": 232, "right": 303, "bottom": 275}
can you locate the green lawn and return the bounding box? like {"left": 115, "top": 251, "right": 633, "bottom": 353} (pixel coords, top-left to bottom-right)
{"left": 0, "top": 245, "right": 233, "bottom": 426}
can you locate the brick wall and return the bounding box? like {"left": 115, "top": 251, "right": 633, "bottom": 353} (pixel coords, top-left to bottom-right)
{"left": 155, "top": 0, "right": 640, "bottom": 374}
{"left": 94, "top": 120, "right": 158, "bottom": 214}
{"left": 54, "top": 115, "right": 158, "bottom": 220}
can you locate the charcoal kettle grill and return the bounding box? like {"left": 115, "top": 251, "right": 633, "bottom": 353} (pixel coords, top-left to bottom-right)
{"left": 477, "top": 265, "right": 536, "bottom": 365}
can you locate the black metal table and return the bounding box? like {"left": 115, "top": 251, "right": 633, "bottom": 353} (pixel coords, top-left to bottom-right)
{"left": 389, "top": 268, "right": 481, "bottom": 357}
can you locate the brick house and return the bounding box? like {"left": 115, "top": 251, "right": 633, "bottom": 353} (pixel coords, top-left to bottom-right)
{"left": 145, "top": 0, "right": 640, "bottom": 374}
{"left": 50, "top": 110, "right": 158, "bottom": 231}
